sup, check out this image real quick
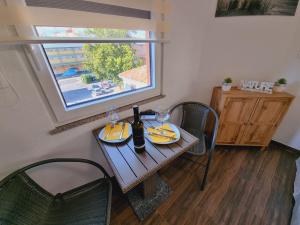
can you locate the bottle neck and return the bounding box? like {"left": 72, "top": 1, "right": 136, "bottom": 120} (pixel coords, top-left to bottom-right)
{"left": 133, "top": 107, "right": 140, "bottom": 122}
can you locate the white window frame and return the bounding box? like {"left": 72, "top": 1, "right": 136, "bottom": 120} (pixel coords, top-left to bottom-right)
{"left": 21, "top": 26, "right": 162, "bottom": 125}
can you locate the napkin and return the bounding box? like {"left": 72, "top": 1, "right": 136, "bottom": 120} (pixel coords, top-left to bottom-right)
{"left": 102, "top": 123, "right": 129, "bottom": 141}
{"left": 147, "top": 124, "right": 177, "bottom": 143}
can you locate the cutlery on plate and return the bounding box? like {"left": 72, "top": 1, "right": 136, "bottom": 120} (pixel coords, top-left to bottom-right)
{"left": 119, "top": 122, "right": 126, "bottom": 139}
{"left": 149, "top": 126, "right": 176, "bottom": 134}
{"left": 147, "top": 132, "right": 177, "bottom": 140}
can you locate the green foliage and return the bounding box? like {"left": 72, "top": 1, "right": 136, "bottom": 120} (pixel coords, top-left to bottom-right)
{"left": 228, "top": 0, "right": 239, "bottom": 10}
{"left": 260, "top": 0, "right": 273, "bottom": 13}
{"left": 216, "top": 0, "right": 273, "bottom": 15}
{"left": 247, "top": 0, "right": 262, "bottom": 12}
{"left": 276, "top": 78, "right": 287, "bottom": 85}
{"left": 82, "top": 28, "right": 143, "bottom": 83}
{"left": 224, "top": 77, "right": 233, "bottom": 84}
{"left": 85, "top": 28, "right": 129, "bottom": 38}
{"left": 81, "top": 74, "right": 94, "bottom": 84}
{"left": 83, "top": 43, "right": 142, "bottom": 83}
{"left": 240, "top": 0, "right": 249, "bottom": 10}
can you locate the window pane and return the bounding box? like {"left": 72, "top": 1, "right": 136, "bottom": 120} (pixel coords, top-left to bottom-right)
{"left": 36, "top": 27, "right": 153, "bottom": 108}
{"left": 36, "top": 26, "right": 148, "bottom": 39}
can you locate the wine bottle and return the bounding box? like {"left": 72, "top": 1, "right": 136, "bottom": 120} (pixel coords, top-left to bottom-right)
{"left": 132, "top": 105, "right": 145, "bottom": 153}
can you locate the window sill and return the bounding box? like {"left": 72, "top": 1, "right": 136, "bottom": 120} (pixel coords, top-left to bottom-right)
{"left": 49, "top": 94, "right": 165, "bottom": 135}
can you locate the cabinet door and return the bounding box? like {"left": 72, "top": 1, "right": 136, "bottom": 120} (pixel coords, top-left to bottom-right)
{"left": 217, "top": 97, "right": 258, "bottom": 144}
{"left": 240, "top": 98, "right": 291, "bottom": 146}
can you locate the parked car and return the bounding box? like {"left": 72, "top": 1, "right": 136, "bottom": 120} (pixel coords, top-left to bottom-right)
{"left": 91, "top": 84, "right": 101, "bottom": 90}
{"left": 101, "top": 80, "right": 116, "bottom": 88}
{"left": 107, "top": 80, "right": 116, "bottom": 88}
{"left": 91, "top": 84, "right": 114, "bottom": 97}
{"left": 101, "top": 81, "right": 110, "bottom": 89}
{"left": 102, "top": 87, "right": 114, "bottom": 94}
{"left": 62, "top": 67, "right": 79, "bottom": 78}
{"left": 91, "top": 84, "right": 104, "bottom": 97}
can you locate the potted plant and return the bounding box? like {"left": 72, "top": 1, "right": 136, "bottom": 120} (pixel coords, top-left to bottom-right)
{"left": 273, "top": 78, "right": 287, "bottom": 92}
{"left": 222, "top": 77, "right": 233, "bottom": 91}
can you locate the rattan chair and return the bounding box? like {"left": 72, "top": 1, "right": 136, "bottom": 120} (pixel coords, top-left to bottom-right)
{"left": 0, "top": 158, "right": 112, "bottom": 225}
{"left": 169, "top": 102, "right": 219, "bottom": 190}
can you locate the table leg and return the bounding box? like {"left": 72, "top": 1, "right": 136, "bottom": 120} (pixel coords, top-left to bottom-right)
{"left": 142, "top": 174, "right": 158, "bottom": 198}
{"left": 127, "top": 174, "right": 171, "bottom": 220}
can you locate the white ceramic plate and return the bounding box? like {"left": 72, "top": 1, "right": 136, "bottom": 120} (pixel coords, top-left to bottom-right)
{"left": 98, "top": 123, "right": 132, "bottom": 144}
{"left": 145, "top": 123, "right": 181, "bottom": 145}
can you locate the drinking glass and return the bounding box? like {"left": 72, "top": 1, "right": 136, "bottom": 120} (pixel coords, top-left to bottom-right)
{"left": 155, "top": 107, "right": 170, "bottom": 126}
{"left": 106, "top": 105, "right": 120, "bottom": 127}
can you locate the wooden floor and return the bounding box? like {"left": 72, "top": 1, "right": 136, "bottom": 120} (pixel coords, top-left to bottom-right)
{"left": 110, "top": 143, "right": 299, "bottom": 225}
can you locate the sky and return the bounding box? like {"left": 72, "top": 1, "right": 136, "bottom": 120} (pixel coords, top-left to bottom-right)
{"left": 36, "top": 26, "right": 147, "bottom": 39}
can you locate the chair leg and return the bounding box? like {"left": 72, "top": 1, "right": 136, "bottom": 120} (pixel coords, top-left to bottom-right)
{"left": 201, "top": 150, "right": 213, "bottom": 191}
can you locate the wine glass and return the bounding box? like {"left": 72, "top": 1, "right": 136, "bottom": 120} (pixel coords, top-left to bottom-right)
{"left": 155, "top": 107, "right": 170, "bottom": 127}
{"left": 106, "top": 105, "right": 120, "bottom": 127}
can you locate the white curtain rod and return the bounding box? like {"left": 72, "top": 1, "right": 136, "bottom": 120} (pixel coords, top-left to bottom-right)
{"left": 0, "top": 37, "right": 168, "bottom": 46}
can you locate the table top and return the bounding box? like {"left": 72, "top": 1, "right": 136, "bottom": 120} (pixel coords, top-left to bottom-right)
{"left": 93, "top": 119, "right": 199, "bottom": 193}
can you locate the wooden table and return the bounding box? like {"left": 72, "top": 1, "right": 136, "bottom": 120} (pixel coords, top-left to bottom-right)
{"left": 93, "top": 119, "right": 199, "bottom": 197}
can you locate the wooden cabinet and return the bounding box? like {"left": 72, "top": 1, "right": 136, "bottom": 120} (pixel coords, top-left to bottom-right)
{"left": 210, "top": 87, "right": 294, "bottom": 149}
{"left": 216, "top": 97, "right": 257, "bottom": 144}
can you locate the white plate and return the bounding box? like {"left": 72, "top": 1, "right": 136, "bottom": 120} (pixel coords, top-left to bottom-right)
{"left": 98, "top": 123, "right": 132, "bottom": 144}
{"left": 145, "top": 123, "right": 181, "bottom": 145}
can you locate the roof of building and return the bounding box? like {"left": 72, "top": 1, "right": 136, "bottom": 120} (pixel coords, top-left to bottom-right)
{"left": 118, "top": 65, "right": 149, "bottom": 84}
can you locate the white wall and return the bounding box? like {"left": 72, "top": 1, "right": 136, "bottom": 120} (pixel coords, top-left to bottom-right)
{"left": 184, "top": 0, "right": 300, "bottom": 149}
{"left": 0, "top": 0, "right": 300, "bottom": 192}
{"left": 273, "top": 23, "right": 300, "bottom": 150}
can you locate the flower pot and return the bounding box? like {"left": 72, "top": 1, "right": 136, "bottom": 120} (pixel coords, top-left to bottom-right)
{"left": 222, "top": 83, "right": 232, "bottom": 91}
{"left": 273, "top": 84, "right": 286, "bottom": 92}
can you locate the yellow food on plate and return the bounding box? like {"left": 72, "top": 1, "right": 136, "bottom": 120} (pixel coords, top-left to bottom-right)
{"left": 102, "top": 123, "right": 129, "bottom": 141}
{"left": 147, "top": 124, "right": 177, "bottom": 143}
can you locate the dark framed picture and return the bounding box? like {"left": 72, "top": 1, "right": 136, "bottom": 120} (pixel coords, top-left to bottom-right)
{"left": 216, "top": 0, "right": 299, "bottom": 17}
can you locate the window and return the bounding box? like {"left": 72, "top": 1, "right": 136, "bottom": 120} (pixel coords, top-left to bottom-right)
{"left": 26, "top": 26, "right": 161, "bottom": 123}
{"left": 36, "top": 27, "right": 154, "bottom": 108}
